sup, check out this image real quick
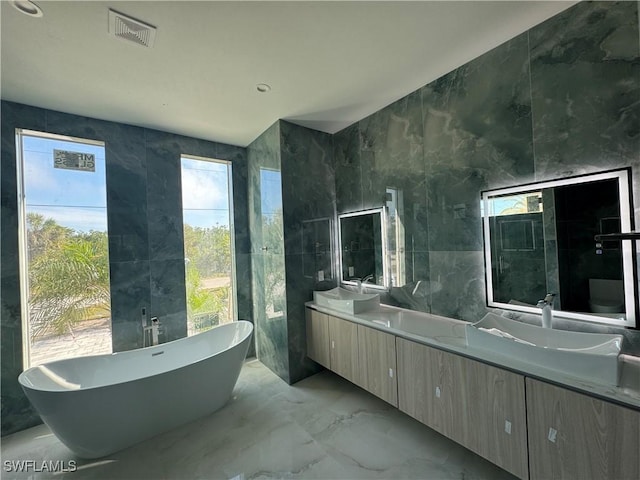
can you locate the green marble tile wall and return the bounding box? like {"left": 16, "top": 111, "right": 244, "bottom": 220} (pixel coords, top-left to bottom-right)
{"left": 1, "top": 102, "right": 251, "bottom": 435}
{"left": 247, "top": 122, "right": 289, "bottom": 381}
{"left": 333, "top": 1, "right": 640, "bottom": 337}
{"left": 280, "top": 121, "right": 335, "bottom": 383}
{"left": 248, "top": 121, "right": 335, "bottom": 384}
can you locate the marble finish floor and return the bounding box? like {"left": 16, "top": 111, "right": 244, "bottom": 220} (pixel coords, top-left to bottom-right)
{"left": 1, "top": 359, "right": 516, "bottom": 480}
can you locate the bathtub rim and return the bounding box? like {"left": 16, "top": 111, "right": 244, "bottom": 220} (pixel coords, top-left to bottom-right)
{"left": 18, "top": 320, "right": 253, "bottom": 393}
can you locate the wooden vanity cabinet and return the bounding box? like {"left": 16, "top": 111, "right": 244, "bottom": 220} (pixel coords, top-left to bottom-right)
{"left": 305, "top": 309, "right": 331, "bottom": 368}
{"left": 396, "top": 337, "right": 528, "bottom": 480}
{"left": 328, "top": 314, "right": 360, "bottom": 385}
{"left": 465, "top": 359, "right": 528, "bottom": 479}
{"left": 306, "top": 309, "right": 364, "bottom": 386}
{"left": 526, "top": 378, "right": 640, "bottom": 480}
{"left": 306, "top": 309, "right": 398, "bottom": 405}
{"left": 307, "top": 308, "right": 640, "bottom": 480}
{"left": 396, "top": 337, "right": 467, "bottom": 443}
{"left": 357, "top": 324, "right": 398, "bottom": 407}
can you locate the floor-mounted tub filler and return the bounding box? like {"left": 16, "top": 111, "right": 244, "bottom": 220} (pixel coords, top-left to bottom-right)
{"left": 18, "top": 321, "right": 253, "bottom": 458}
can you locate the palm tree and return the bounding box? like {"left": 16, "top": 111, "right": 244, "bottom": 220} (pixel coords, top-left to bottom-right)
{"left": 27, "top": 219, "right": 111, "bottom": 338}
{"left": 27, "top": 213, "right": 73, "bottom": 259}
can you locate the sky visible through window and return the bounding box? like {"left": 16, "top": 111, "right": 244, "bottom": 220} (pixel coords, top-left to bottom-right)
{"left": 181, "top": 157, "right": 230, "bottom": 228}
{"left": 23, "top": 135, "right": 107, "bottom": 232}
{"left": 24, "top": 140, "right": 235, "bottom": 231}
{"left": 181, "top": 156, "right": 235, "bottom": 332}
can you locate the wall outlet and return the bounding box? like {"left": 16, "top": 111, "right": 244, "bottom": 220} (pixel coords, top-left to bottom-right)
{"left": 504, "top": 420, "right": 512, "bottom": 435}
{"left": 435, "top": 386, "right": 441, "bottom": 398}
{"left": 547, "top": 427, "right": 558, "bottom": 443}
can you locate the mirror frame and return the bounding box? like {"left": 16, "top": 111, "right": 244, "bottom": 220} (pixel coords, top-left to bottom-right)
{"left": 482, "top": 168, "right": 637, "bottom": 328}
{"left": 338, "top": 208, "right": 389, "bottom": 290}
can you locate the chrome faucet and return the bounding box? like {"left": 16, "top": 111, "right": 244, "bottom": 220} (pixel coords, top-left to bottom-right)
{"left": 151, "top": 317, "right": 160, "bottom": 346}
{"left": 356, "top": 274, "right": 375, "bottom": 293}
{"left": 537, "top": 293, "right": 556, "bottom": 328}
{"left": 142, "top": 316, "right": 162, "bottom": 347}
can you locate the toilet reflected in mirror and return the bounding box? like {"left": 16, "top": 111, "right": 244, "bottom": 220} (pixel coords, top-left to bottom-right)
{"left": 589, "top": 278, "right": 624, "bottom": 315}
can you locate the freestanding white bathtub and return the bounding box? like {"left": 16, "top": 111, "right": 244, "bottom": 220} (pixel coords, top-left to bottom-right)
{"left": 18, "top": 320, "right": 253, "bottom": 458}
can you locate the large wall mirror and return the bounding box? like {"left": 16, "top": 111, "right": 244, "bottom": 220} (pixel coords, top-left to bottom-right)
{"left": 482, "top": 168, "right": 637, "bottom": 328}
{"left": 338, "top": 209, "right": 387, "bottom": 289}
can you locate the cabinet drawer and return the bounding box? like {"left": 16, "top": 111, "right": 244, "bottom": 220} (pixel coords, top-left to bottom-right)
{"left": 357, "top": 324, "right": 397, "bottom": 407}
{"left": 526, "top": 378, "right": 640, "bottom": 480}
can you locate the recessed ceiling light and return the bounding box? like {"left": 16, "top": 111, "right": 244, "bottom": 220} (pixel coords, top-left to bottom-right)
{"left": 11, "top": 0, "right": 43, "bottom": 17}
{"left": 256, "top": 84, "right": 271, "bottom": 93}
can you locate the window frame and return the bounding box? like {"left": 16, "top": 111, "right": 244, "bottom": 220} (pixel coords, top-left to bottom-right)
{"left": 180, "top": 154, "right": 238, "bottom": 328}
{"left": 15, "top": 128, "right": 108, "bottom": 368}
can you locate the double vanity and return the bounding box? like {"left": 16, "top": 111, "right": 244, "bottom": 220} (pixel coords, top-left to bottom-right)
{"left": 306, "top": 288, "right": 640, "bottom": 480}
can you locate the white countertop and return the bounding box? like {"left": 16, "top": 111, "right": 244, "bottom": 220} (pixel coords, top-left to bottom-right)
{"left": 306, "top": 302, "right": 640, "bottom": 410}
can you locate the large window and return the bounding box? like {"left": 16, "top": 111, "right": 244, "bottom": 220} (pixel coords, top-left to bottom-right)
{"left": 17, "top": 130, "right": 111, "bottom": 367}
{"left": 181, "top": 155, "right": 236, "bottom": 335}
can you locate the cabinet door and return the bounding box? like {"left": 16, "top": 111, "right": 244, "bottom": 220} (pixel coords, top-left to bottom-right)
{"left": 305, "top": 309, "right": 330, "bottom": 368}
{"left": 396, "top": 338, "right": 466, "bottom": 444}
{"left": 357, "top": 324, "right": 398, "bottom": 407}
{"left": 329, "top": 315, "right": 359, "bottom": 384}
{"left": 465, "top": 359, "right": 528, "bottom": 479}
{"left": 526, "top": 378, "right": 640, "bottom": 480}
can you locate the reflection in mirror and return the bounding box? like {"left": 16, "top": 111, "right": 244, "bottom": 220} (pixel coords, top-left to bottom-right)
{"left": 339, "top": 209, "right": 387, "bottom": 289}
{"left": 483, "top": 168, "right": 636, "bottom": 328}
{"left": 386, "top": 187, "right": 406, "bottom": 287}
{"left": 302, "top": 218, "right": 333, "bottom": 282}
{"left": 384, "top": 186, "right": 439, "bottom": 312}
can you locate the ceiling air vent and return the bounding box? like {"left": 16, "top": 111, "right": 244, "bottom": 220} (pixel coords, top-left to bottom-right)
{"left": 108, "top": 9, "right": 156, "bottom": 48}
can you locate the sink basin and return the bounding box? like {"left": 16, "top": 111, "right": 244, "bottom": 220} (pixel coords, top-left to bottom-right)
{"left": 361, "top": 309, "right": 467, "bottom": 342}
{"left": 466, "top": 313, "right": 623, "bottom": 385}
{"left": 313, "top": 287, "right": 380, "bottom": 314}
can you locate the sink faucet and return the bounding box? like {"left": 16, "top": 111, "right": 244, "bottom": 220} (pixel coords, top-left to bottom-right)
{"left": 537, "top": 293, "right": 556, "bottom": 328}
{"left": 357, "top": 274, "right": 374, "bottom": 293}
